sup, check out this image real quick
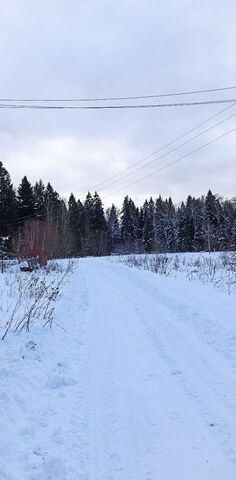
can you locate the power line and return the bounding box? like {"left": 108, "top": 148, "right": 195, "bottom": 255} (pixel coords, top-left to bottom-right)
{"left": 99, "top": 110, "right": 236, "bottom": 192}
{"left": 0, "top": 207, "right": 64, "bottom": 227}
{"left": 0, "top": 98, "right": 236, "bottom": 110}
{"left": 93, "top": 104, "right": 235, "bottom": 191}
{"left": 1, "top": 86, "right": 236, "bottom": 102}
{"left": 2, "top": 127, "right": 235, "bottom": 222}
{"left": 0, "top": 214, "right": 46, "bottom": 227}
{"left": 103, "top": 127, "right": 236, "bottom": 199}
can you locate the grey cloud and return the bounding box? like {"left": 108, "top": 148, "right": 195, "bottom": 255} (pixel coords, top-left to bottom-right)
{"left": 0, "top": 0, "right": 235, "bottom": 206}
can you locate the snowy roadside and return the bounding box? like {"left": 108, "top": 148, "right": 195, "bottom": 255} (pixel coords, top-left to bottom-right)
{"left": 0, "top": 260, "right": 88, "bottom": 480}
{"left": 0, "top": 260, "right": 77, "bottom": 340}
{"left": 115, "top": 251, "right": 236, "bottom": 294}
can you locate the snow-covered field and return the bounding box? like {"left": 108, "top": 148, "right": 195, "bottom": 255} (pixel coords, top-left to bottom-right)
{"left": 0, "top": 254, "right": 236, "bottom": 479}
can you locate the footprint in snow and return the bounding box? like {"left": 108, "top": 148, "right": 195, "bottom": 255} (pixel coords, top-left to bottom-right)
{"left": 171, "top": 369, "right": 182, "bottom": 376}
{"left": 21, "top": 341, "right": 42, "bottom": 361}
{"left": 47, "top": 375, "right": 77, "bottom": 389}
{"left": 25, "top": 341, "right": 37, "bottom": 351}
{"left": 33, "top": 447, "right": 47, "bottom": 458}
{"left": 29, "top": 457, "right": 67, "bottom": 480}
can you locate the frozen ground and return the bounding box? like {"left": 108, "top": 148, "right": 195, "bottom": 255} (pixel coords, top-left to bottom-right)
{"left": 0, "top": 256, "right": 236, "bottom": 479}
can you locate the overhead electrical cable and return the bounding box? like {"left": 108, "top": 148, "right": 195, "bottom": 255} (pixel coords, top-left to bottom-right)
{"left": 102, "top": 127, "right": 236, "bottom": 199}
{"left": 95, "top": 106, "right": 236, "bottom": 192}
{"left": 1, "top": 86, "right": 236, "bottom": 102}
{"left": 0, "top": 208, "right": 64, "bottom": 226}
{"left": 92, "top": 103, "right": 234, "bottom": 190}
{"left": 2, "top": 127, "right": 235, "bottom": 222}
{"left": 0, "top": 98, "right": 236, "bottom": 110}
{"left": 0, "top": 215, "right": 46, "bottom": 227}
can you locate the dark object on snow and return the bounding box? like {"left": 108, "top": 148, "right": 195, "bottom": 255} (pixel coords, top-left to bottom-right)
{"left": 20, "top": 257, "right": 40, "bottom": 272}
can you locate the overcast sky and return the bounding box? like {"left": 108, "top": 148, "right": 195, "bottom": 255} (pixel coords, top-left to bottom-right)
{"left": 0, "top": 0, "right": 235, "bottom": 207}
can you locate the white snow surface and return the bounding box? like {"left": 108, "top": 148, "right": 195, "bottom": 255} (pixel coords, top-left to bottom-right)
{"left": 0, "top": 256, "right": 236, "bottom": 479}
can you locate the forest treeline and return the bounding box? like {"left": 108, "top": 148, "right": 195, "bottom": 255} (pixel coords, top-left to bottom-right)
{"left": 0, "top": 161, "right": 235, "bottom": 259}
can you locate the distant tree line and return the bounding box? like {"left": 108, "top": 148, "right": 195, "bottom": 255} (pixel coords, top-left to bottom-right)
{"left": 0, "top": 161, "right": 235, "bottom": 259}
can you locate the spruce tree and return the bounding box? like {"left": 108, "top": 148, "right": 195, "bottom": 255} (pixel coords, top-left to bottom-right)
{"left": 154, "top": 196, "right": 166, "bottom": 251}
{"left": 0, "top": 161, "right": 17, "bottom": 237}
{"left": 82, "top": 192, "right": 94, "bottom": 255}
{"left": 107, "top": 204, "right": 120, "bottom": 250}
{"left": 192, "top": 197, "right": 205, "bottom": 251}
{"left": 137, "top": 207, "right": 145, "bottom": 252}
{"left": 84, "top": 192, "right": 93, "bottom": 229}
{"left": 143, "top": 199, "right": 154, "bottom": 253}
{"left": 17, "top": 176, "right": 35, "bottom": 221}
{"left": 205, "top": 190, "right": 219, "bottom": 251}
{"left": 34, "top": 180, "right": 46, "bottom": 219}
{"left": 120, "top": 196, "right": 136, "bottom": 252}
{"left": 91, "top": 192, "right": 107, "bottom": 231}
{"left": 164, "top": 197, "right": 177, "bottom": 252}
{"left": 90, "top": 192, "right": 108, "bottom": 255}
{"left": 177, "top": 197, "right": 195, "bottom": 252}
{"left": 44, "top": 182, "right": 61, "bottom": 218}
{"left": 68, "top": 194, "right": 84, "bottom": 255}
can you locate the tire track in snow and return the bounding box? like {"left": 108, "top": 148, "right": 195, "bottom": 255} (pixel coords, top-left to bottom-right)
{"left": 90, "top": 260, "right": 236, "bottom": 470}
{"left": 85, "top": 267, "right": 147, "bottom": 479}
{"left": 79, "top": 259, "right": 236, "bottom": 479}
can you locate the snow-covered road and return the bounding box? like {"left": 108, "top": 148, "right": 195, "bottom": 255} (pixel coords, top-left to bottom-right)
{"left": 1, "top": 257, "right": 236, "bottom": 479}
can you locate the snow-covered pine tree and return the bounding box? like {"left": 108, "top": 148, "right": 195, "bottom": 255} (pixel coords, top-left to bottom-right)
{"left": 191, "top": 196, "right": 205, "bottom": 251}
{"left": 205, "top": 190, "right": 220, "bottom": 251}
{"left": 177, "top": 196, "right": 195, "bottom": 252}
{"left": 164, "top": 197, "right": 177, "bottom": 252}
{"left": 68, "top": 193, "right": 80, "bottom": 255}
{"left": 107, "top": 204, "right": 121, "bottom": 251}
{"left": 121, "top": 196, "right": 140, "bottom": 252}
{"left": 143, "top": 198, "right": 154, "bottom": 253}
{"left": 220, "top": 199, "right": 236, "bottom": 250}
{"left": 92, "top": 192, "right": 108, "bottom": 256}
{"left": 154, "top": 196, "right": 167, "bottom": 252}
{"left": 33, "top": 180, "right": 46, "bottom": 219}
